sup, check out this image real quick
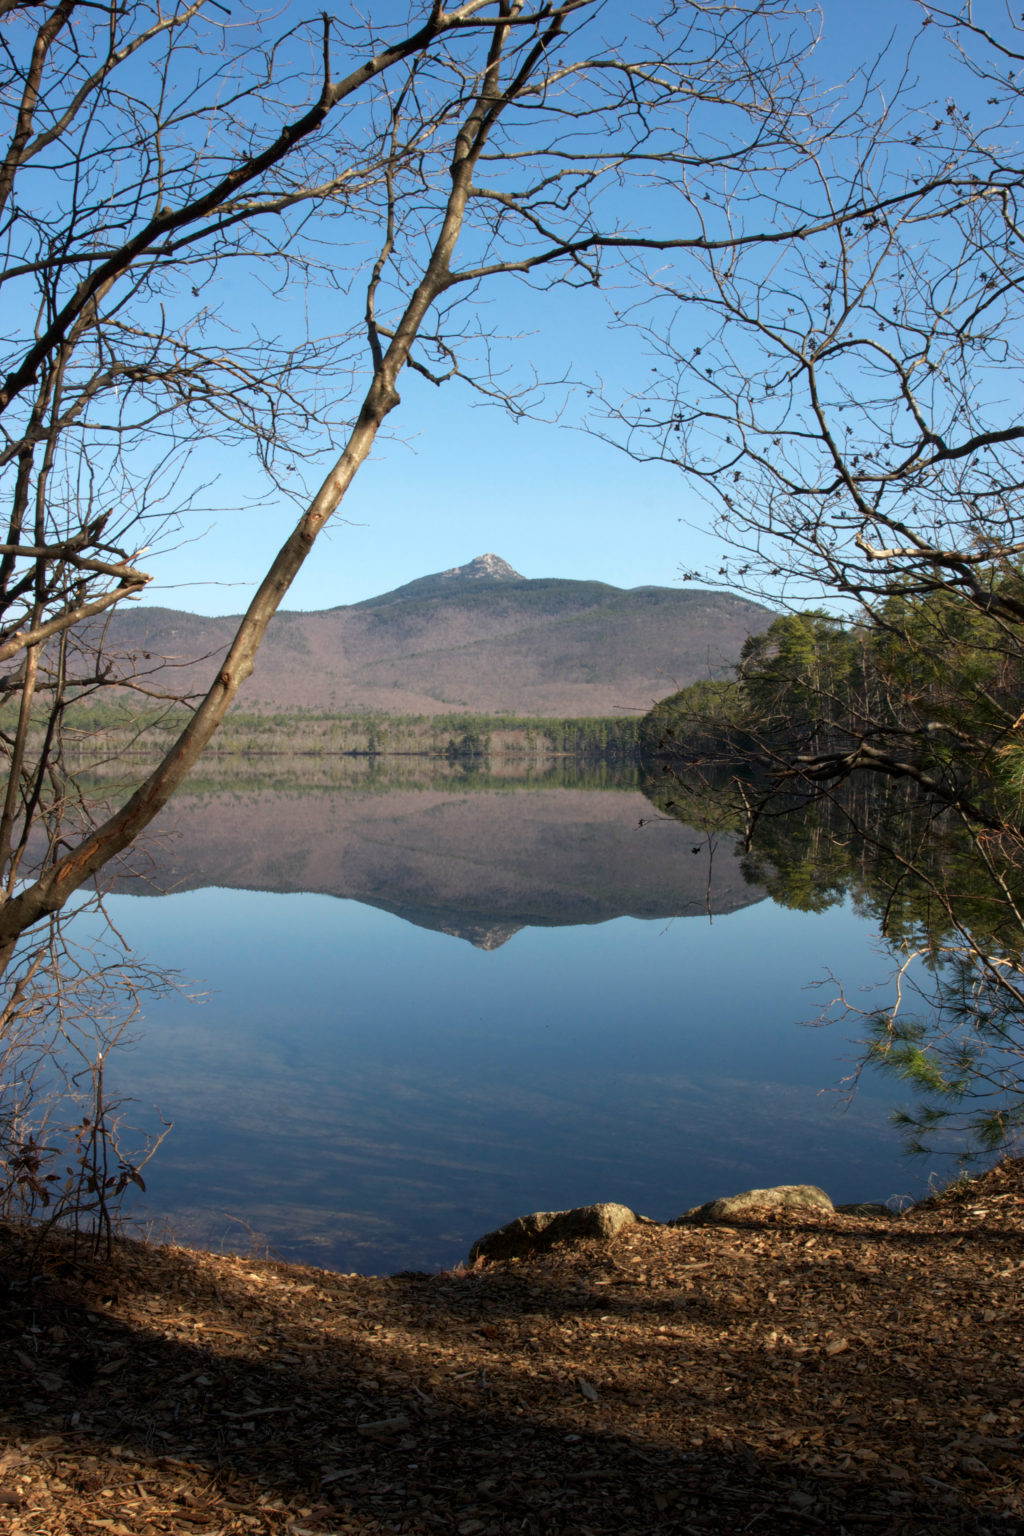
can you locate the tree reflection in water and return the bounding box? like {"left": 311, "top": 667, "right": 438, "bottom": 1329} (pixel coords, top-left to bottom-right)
{"left": 644, "top": 764, "right": 1024, "bottom": 1163}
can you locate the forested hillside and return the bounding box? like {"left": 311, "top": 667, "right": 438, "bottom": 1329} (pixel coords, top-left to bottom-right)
{"left": 91, "top": 560, "right": 772, "bottom": 718}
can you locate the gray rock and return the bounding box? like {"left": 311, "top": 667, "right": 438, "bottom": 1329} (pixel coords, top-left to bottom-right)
{"left": 469, "top": 1202, "right": 637, "bottom": 1264}
{"left": 676, "top": 1184, "right": 835, "bottom": 1225}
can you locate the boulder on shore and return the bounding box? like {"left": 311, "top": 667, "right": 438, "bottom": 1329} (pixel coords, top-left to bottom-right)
{"left": 676, "top": 1184, "right": 835, "bottom": 1225}
{"left": 470, "top": 1202, "right": 637, "bottom": 1264}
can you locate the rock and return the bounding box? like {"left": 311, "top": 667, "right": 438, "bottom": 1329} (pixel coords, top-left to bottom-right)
{"left": 469, "top": 1202, "right": 637, "bottom": 1264}
{"left": 834, "top": 1201, "right": 898, "bottom": 1218}
{"left": 676, "top": 1184, "right": 835, "bottom": 1225}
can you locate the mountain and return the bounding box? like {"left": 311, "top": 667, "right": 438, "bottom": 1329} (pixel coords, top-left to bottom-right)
{"left": 353, "top": 551, "right": 525, "bottom": 606}
{"left": 102, "top": 555, "right": 773, "bottom": 717}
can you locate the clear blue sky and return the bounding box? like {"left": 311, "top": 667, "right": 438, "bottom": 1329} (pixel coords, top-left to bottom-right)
{"left": 140, "top": 0, "right": 965, "bottom": 615}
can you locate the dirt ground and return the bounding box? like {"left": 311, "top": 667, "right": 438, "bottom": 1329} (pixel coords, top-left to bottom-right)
{"left": 2, "top": 1159, "right": 1023, "bottom": 1536}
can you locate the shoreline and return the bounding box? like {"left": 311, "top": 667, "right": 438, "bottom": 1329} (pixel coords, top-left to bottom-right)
{"left": 2, "top": 1157, "right": 1021, "bottom": 1534}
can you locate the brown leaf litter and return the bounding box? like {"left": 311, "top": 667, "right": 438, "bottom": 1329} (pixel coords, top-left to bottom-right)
{"left": 2, "top": 1159, "right": 1023, "bottom": 1536}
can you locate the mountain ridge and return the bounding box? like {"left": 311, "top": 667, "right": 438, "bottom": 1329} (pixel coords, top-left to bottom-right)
{"left": 102, "top": 556, "right": 773, "bottom": 717}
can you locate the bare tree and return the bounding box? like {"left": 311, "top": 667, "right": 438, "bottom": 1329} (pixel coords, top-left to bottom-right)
{"left": 612, "top": 1, "right": 1024, "bottom": 807}
{"left": 617, "top": 3, "right": 1024, "bottom": 1153}
{"left": 0, "top": 0, "right": 844, "bottom": 990}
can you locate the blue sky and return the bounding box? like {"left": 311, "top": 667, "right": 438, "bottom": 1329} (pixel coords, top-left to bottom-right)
{"left": 138, "top": 0, "right": 971, "bottom": 615}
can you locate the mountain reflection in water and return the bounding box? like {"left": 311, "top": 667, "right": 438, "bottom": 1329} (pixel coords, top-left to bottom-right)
{"left": 96, "top": 758, "right": 953, "bottom": 1274}
{"left": 109, "top": 757, "right": 765, "bottom": 944}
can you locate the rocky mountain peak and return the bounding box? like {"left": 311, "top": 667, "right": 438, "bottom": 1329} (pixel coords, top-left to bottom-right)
{"left": 439, "top": 553, "right": 522, "bottom": 583}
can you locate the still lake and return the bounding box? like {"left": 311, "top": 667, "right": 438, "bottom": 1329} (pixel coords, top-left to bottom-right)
{"left": 98, "top": 758, "right": 952, "bottom": 1275}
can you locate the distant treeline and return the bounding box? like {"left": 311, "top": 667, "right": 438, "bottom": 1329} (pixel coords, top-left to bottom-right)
{"left": 58, "top": 703, "right": 641, "bottom": 763}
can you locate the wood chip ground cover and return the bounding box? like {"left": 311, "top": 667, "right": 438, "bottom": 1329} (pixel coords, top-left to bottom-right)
{"left": 2, "top": 1158, "right": 1023, "bottom": 1535}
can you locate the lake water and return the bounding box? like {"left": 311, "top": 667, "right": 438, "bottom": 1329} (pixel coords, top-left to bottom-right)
{"left": 97, "top": 759, "right": 953, "bottom": 1274}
